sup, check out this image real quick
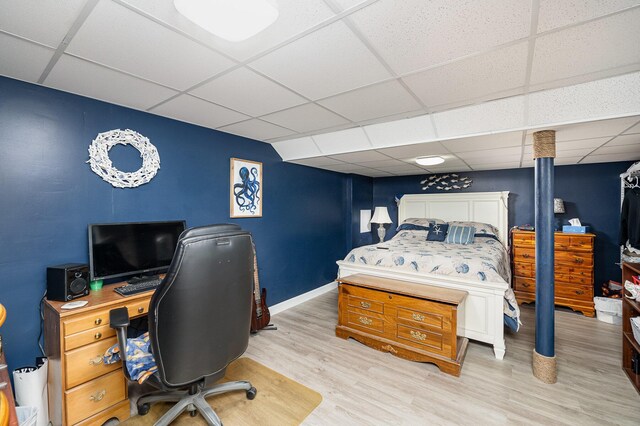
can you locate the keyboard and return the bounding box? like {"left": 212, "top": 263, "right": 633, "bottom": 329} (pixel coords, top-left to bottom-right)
{"left": 114, "top": 278, "right": 163, "bottom": 297}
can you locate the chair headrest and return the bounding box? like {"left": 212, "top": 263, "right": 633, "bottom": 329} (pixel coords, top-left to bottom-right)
{"left": 179, "top": 224, "right": 242, "bottom": 240}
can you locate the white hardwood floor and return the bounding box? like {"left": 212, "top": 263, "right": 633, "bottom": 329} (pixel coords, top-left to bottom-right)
{"left": 244, "top": 290, "right": 640, "bottom": 425}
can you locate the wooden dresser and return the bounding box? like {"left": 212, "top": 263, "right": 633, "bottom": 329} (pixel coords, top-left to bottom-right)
{"left": 336, "top": 274, "right": 468, "bottom": 376}
{"left": 44, "top": 287, "right": 154, "bottom": 426}
{"left": 512, "top": 230, "right": 595, "bottom": 316}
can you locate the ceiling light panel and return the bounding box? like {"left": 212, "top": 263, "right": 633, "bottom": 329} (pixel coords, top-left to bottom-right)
{"left": 190, "top": 67, "right": 306, "bottom": 116}
{"left": 261, "top": 103, "right": 349, "bottom": 133}
{"left": 345, "top": 0, "right": 530, "bottom": 75}
{"left": 67, "top": 0, "right": 234, "bottom": 90}
{"left": 530, "top": 9, "right": 640, "bottom": 86}
{"left": 402, "top": 42, "right": 528, "bottom": 109}
{"left": 150, "top": 94, "right": 249, "bottom": 128}
{"left": 0, "top": 34, "right": 54, "bottom": 83}
{"left": 0, "top": 0, "right": 87, "bottom": 48}
{"left": 317, "top": 80, "right": 421, "bottom": 123}
{"left": 46, "top": 55, "right": 179, "bottom": 111}
{"left": 249, "top": 20, "right": 391, "bottom": 99}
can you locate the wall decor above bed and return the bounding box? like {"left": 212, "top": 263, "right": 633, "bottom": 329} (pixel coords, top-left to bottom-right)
{"left": 420, "top": 173, "right": 472, "bottom": 191}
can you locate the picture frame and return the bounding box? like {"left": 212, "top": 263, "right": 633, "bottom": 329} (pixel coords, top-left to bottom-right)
{"left": 230, "top": 158, "right": 263, "bottom": 218}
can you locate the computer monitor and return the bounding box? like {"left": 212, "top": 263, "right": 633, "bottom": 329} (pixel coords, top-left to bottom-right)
{"left": 88, "top": 220, "right": 186, "bottom": 281}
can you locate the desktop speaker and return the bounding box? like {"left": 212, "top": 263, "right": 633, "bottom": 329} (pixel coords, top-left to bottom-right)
{"left": 46, "top": 263, "right": 90, "bottom": 301}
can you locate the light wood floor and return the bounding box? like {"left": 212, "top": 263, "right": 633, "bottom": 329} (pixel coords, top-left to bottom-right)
{"left": 244, "top": 290, "right": 640, "bottom": 425}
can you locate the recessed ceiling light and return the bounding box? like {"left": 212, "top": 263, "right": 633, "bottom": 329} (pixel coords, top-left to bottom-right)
{"left": 416, "top": 156, "right": 445, "bottom": 166}
{"left": 174, "top": 0, "right": 279, "bottom": 42}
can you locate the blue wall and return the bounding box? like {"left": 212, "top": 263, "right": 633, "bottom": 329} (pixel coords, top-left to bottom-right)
{"left": 347, "top": 174, "right": 374, "bottom": 248}
{"left": 0, "top": 77, "right": 349, "bottom": 370}
{"left": 372, "top": 163, "right": 632, "bottom": 296}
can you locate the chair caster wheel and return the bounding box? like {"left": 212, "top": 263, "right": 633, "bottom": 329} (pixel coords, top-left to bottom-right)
{"left": 246, "top": 387, "right": 257, "bottom": 400}
{"left": 137, "top": 403, "right": 150, "bottom": 416}
{"left": 189, "top": 409, "right": 197, "bottom": 417}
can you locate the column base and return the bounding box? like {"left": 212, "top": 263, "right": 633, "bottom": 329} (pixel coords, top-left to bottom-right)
{"left": 532, "top": 349, "right": 557, "bottom": 384}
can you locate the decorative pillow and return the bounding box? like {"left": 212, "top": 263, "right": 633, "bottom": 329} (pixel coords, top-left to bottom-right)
{"left": 426, "top": 223, "right": 449, "bottom": 242}
{"left": 445, "top": 225, "right": 476, "bottom": 244}
{"left": 449, "top": 221, "right": 500, "bottom": 239}
{"left": 397, "top": 223, "right": 430, "bottom": 232}
{"left": 397, "top": 218, "right": 445, "bottom": 231}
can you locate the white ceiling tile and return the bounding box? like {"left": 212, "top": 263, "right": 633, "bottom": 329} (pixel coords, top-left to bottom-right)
{"left": 555, "top": 157, "right": 585, "bottom": 165}
{"left": 624, "top": 120, "right": 640, "bottom": 134}
{"left": 313, "top": 127, "right": 371, "bottom": 155}
{"left": 435, "top": 96, "right": 526, "bottom": 138}
{"left": 119, "top": 0, "right": 336, "bottom": 61}
{"left": 607, "top": 134, "right": 640, "bottom": 146}
{"left": 288, "top": 157, "right": 346, "bottom": 167}
{"left": 361, "top": 170, "right": 395, "bottom": 177}
{"left": 189, "top": 67, "right": 306, "bottom": 117}
{"left": 402, "top": 43, "right": 528, "bottom": 108}
{"left": 524, "top": 138, "right": 609, "bottom": 153}
{"left": 329, "top": 0, "right": 370, "bottom": 11}
{"left": 271, "top": 137, "right": 321, "bottom": 160}
{"left": 442, "top": 132, "right": 523, "bottom": 153}
{"left": 317, "top": 80, "right": 421, "bottom": 122}
{"left": 0, "top": 0, "right": 87, "bottom": 47}
{"left": 537, "top": 0, "right": 640, "bottom": 33}
{"left": 320, "top": 164, "right": 377, "bottom": 175}
{"left": 217, "top": 119, "right": 296, "bottom": 141}
{"left": 531, "top": 9, "right": 640, "bottom": 86}
{"left": 355, "top": 159, "right": 407, "bottom": 168}
{"left": 582, "top": 152, "right": 640, "bottom": 163}
{"left": 364, "top": 114, "right": 436, "bottom": 148}
{"left": 328, "top": 150, "right": 390, "bottom": 163}
{"left": 261, "top": 103, "right": 349, "bottom": 133}
{"left": 471, "top": 162, "right": 521, "bottom": 171}
{"left": 528, "top": 72, "right": 640, "bottom": 126}
{"left": 249, "top": 20, "right": 391, "bottom": 100}
{"left": 347, "top": 0, "right": 530, "bottom": 74}
{"left": 556, "top": 148, "right": 594, "bottom": 158}
{"left": 377, "top": 142, "right": 449, "bottom": 159}
{"left": 592, "top": 143, "right": 640, "bottom": 155}
{"left": 456, "top": 146, "right": 522, "bottom": 159}
{"left": 464, "top": 154, "right": 522, "bottom": 165}
{"left": 46, "top": 55, "right": 178, "bottom": 110}
{"left": 0, "top": 35, "right": 53, "bottom": 83}
{"left": 374, "top": 164, "right": 425, "bottom": 173}
{"left": 539, "top": 117, "right": 640, "bottom": 141}
{"left": 67, "top": 1, "right": 234, "bottom": 90}
{"left": 424, "top": 164, "right": 472, "bottom": 173}
{"left": 151, "top": 95, "right": 248, "bottom": 129}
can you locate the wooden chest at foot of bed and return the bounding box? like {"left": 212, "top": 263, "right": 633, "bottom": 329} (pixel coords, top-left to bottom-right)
{"left": 336, "top": 274, "right": 468, "bottom": 377}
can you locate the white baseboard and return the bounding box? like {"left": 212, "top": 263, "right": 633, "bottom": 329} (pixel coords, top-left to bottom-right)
{"left": 270, "top": 281, "right": 337, "bottom": 316}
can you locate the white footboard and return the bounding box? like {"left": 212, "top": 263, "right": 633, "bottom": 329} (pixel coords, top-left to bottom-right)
{"left": 337, "top": 262, "right": 508, "bottom": 360}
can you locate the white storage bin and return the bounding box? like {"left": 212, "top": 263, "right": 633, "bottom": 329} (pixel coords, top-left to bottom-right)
{"left": 594, "top": 296, "right": 622, "bottom": 325}
{"left": 632, "top": 317, "right": 640, "bottom": 345}
{"left": 16, "top": 406, "right": 37, "bottom": 426}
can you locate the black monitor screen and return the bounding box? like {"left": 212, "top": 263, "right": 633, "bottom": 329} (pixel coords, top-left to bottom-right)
{"left": 89, "top": 221, "right": 186, "bottom": 280}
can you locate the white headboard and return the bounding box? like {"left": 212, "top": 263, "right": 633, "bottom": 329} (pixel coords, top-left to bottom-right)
{"left": 397, "top": 191, "right": 510, "bottom": 246}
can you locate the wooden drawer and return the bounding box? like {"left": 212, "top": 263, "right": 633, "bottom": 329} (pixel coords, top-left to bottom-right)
{"left": 556, "top": 283, "right": 593, "bottom": 301}
{"left": 514, "top": 262, "right": 534, "bottom": 278}
{"left": 65, "top": 370, "right": 126, "bottom": 425}
{"left": 65, "top": 324, "right": 116, "bottom": 351}
{"left": 513, "top": 232, "right": 535, "bottom": 247}
{"left": 555, "top": 234, "right": 593, "bottom": 251}
{"left": 513, "top": 248, "right": 535, "bottom": 263}
{"left": 555, "top": 250, "right": 593, "bottom": 267}
{"left": 346, "top": 310, "right": 384, "bottom": 334}
{"left": 65, "top": 337, "right": 121, "bottom": 389}
{"left": 75, "top": 399, "right": 130, "bottom": 426}
{"left": 514, "top": 277, "right": 535, "bottom": 294}
{"left": 555, "top": 272, "right": 592, "bottom": 285}
{"left": 514, "top": 264, "right": 593, "bottom": 283}
{"left": 396, "top": 306, "right": 444, "bottom": 330}
{"left": 64, "top": 308, "right": 113, "bottom": 336}
{"left": 127, "top": 299, "right": 150, "bottom": 318}
{"left": 342, "top": 284, "right": 385, "bottom": 314}
{"left": 396, "top": 324, "right": 449, "bottom": 356}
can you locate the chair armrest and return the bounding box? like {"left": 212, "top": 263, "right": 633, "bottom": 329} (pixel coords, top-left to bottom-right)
{"left": 109, "top": 307, "right": 130, "bottom": 328}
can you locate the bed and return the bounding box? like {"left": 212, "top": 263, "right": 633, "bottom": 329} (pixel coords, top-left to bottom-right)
{"left": 337, "top": 191, "right": 516, "bottom": 360}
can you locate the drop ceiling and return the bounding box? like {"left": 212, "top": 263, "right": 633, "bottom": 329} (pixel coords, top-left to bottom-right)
{"left": 1, "top": 0, "right": 639, "bottom": 175}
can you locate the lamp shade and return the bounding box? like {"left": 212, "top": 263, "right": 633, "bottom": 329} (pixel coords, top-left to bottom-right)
{"left": 553, "top": 198, "right": 565, "bottom": 214}
{"left": 370, "top": 206, "right": 392, "bottom": 224}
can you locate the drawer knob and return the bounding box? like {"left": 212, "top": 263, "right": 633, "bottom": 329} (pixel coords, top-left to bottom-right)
{"left": 412, "top": 313, "right": 425, "bottom": 321}
{"left": 94, "top": 318, "right": 102, "bottom": 325}
{"left": 358, "top": 316, "right": 372, "bottom": 326}
{"left": 381, "top": 344, "right": 398, "bottom": 354}
{"left": 576, "top": 290, "right": 585, "bottom": 295}
{"left": 410, "top": 330, "right": 427, "bottom": 341}
{"left": 522, "top": 253, "right": 530, "bottom": 258}
{"left": 89, "top": 390, "right": 106, "bottom": 402}
{"left": 574, "top": 258, "right": 584, "bottom": 264}
{"left": 522, "top": 282, "right": 530, "bottom": 288}
{"left": 359, "top": 301, "right": 371, "bottom": 309}
{"left": 138, "top": 307, "right": 144, "bottom": 313}
{"left": 94, "top": 332, "right": 102, "bottom": 340}
{"left": 89, "top": 356, "right": 103, "bottom": 366}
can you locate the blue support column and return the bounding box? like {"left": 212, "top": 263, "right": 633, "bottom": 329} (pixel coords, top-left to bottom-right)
{"left": 532, "top": 130, "right": 557, "bottom": 384}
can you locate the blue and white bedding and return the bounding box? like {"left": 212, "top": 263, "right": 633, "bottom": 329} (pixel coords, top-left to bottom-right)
{"left": 343, "top": 228, "right": 521, "bottom": 331}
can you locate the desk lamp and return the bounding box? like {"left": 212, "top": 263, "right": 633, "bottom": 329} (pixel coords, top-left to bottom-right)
{"left": 371, "top": 207, "right": 392, "bottom": 243}
{"left": 554, "top": 198, "right": 565, "bottom": 231}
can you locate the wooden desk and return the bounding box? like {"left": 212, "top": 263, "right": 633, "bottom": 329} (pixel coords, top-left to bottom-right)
{"left": 44, "top": 285, "right": 154, "bottom": 426}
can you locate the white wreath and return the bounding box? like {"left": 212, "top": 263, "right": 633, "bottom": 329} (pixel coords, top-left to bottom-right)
{"left": 87, "top": 129, "right": 160, "bottom": 188}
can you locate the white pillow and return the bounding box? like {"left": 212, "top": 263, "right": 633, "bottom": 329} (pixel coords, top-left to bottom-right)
{"left": 396, "top": 218, "right": 445, "bottom": 231}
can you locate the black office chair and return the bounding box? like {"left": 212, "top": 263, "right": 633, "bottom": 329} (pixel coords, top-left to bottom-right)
{"left": 109, "top": 224, "right": 256, "bottom": 426}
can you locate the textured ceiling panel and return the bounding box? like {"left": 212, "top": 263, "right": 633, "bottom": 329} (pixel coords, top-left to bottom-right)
{"left": 0, "top": 34, "right": 53, "bottom": 83}
{"left": 261, "top": 103, "right": 349, "bottom": 133}
{"left": 441, "top": 132, "right": 523, "bottom": 153}
{"left": 217, "top": 119, "right": 296, "bottom": 141}
{"left": 150, "top": 94, "right": 249, "bottom": 129}
{"left": 363, "top": 115, "right": 436, "bottom": 148}
{"left": 537, "top": 0, "right": 640, "bottom": 33}
{"left": 313, "top": 127, "right": 371, "bottom": 155}
{"left": 347, "top": 0, "right": 530, "bottom": 75}
{"left": 249, "top": 20, "right": 391, "bottom": 100}
{"left": 271, "top": 137, "right": 321, "bottom": 160}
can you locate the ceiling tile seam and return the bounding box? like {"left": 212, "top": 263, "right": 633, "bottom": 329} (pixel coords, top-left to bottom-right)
{"left": 519, "top": 130, "right": 527, "bottom": 168}
{"left": 528, "top": 64, "right": 640, "bottom": 94}
{"left": 37, "top": 0, "right": 101, "bottom": 84}
{"left": 215, "top": 117, "right": 300, "bottom": 135}
{"left": 0, "top": 29, "right": 57, "bottom": 50}
{"left": 582, "top": 121, "right": 640, "bottom": 158}
{"left": 426, "top": 86, "right": 527, "bottom": 115}
{"left": 519, "top": 0, "right": 540, "bottom": 144}
{"left": 308, "top": 135, "right": 324, "bottom": 153}
{"left": 535, "top": 4, "right": 640, "bottom": 37}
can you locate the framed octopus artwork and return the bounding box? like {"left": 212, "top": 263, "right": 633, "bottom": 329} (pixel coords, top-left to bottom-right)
{"left": 230, "top": 158, "right": 262, "bottom": 218}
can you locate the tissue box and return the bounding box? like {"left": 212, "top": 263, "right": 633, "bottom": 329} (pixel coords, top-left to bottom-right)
{"left": 562, "top": 225, "right": 590, "bottom": 233}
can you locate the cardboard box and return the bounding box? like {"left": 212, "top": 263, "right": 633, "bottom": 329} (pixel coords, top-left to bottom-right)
{"left": 562, "top": 225, "right": 590, "bottom": 233}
